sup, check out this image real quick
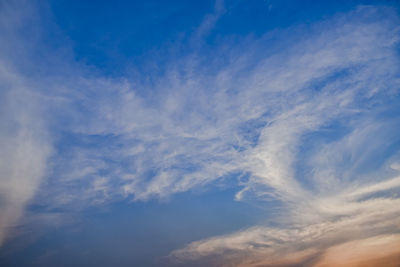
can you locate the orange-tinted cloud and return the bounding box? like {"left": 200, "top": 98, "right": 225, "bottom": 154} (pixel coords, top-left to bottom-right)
{"left": 313, "top": 234, "right": 400, "bottom": 267}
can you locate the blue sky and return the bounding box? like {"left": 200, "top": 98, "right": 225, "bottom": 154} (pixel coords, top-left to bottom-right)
{"left": 1, "top": 0, "right": 400, "bottom": 266}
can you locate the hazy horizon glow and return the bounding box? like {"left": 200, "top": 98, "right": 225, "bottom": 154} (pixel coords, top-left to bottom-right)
{"left": 1, "top": 1, "right": 400, "bottom": 266}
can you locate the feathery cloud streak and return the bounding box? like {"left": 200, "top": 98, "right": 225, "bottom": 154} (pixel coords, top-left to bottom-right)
{"left": 0, "top": 2, "right": 399, "bottom": 266}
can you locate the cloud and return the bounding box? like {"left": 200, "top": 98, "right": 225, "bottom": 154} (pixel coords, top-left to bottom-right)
{"left": 0, "top": 2, "right": 399, "bottom": 266}
{"left": 190, "top": 0, "right": 225, "bottom": 45}
{"left": 38, "top": 5, "right": 398, "bottom": 208}
{"left": 0, "top": 63, "right": 52, "bottom": 246}
{"left": 170, "top": 196, "right": 400, "bottom": 266}
{"left": 314, "top": 234, "right": 400, "bottom": 267}
{"left": 0, "top": 1, "right": 56, "bottom": 245}
{"left": 166, "top": 5, "right": 400, "bottom": 267}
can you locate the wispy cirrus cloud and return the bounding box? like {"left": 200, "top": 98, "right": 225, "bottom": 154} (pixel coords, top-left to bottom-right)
{"left": 170, "top": 175, "right": 400, "bottom": 266}
{"left": 165, "top": 5, "right": 400, "bottom": 267}
{"left": 41, "top": 5, "right": 399, "bottom": 207}
{"left": 1, "top": 1, "right": 400, "bottom": 266}
{"left": 0, "top": 70, "right": 52, "bottom": 246}
{"left": 0, "top": 1, "right": 54, "bottom": 245}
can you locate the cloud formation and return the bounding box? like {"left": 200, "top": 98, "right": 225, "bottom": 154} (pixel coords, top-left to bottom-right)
{"left": 40, "top": 5, "right": 399, "bottom": 207}
{"left": 170, "top": 177, "right": 400, "bottom": 266}
{"left": 0, "top": 2, "right": 400, "bottom": 266}
{"left": 0, "top": 2, "right": 53, "bottom": 245}
{"left": 165, "top": 5, "right": 400, "bottom": 267}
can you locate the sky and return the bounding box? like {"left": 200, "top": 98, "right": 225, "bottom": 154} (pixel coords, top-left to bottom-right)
{"left": 0, "top": 0, "right": 400, "bottom": 266}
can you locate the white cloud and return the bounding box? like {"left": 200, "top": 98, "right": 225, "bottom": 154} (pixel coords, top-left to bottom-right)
{"left": 170, "top": 194, "right": 400, "bottom": 266}
{"left": 0, "top": 1, "right": 54, "bottom": 245}
{"left": 166, "top": 5, "right": 400, "bottom": 266}
{"left": 52, "top": 5, "right": 398, "bottom": 206}
{"left": 1, "top": 3, "right": 400, "bottom": 266}
{"left": 0, "top": 68, "right": 52, "bottom": 245}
